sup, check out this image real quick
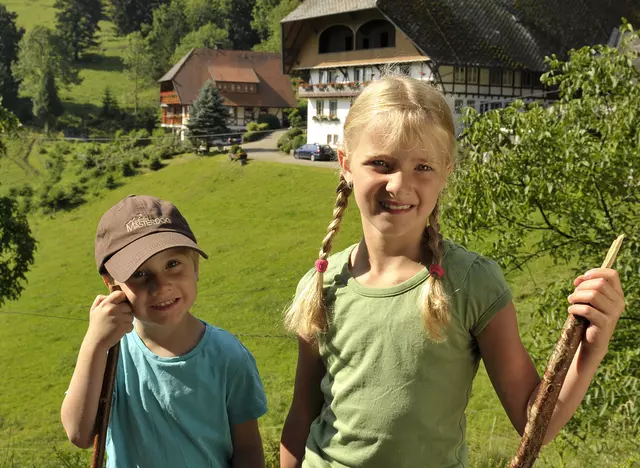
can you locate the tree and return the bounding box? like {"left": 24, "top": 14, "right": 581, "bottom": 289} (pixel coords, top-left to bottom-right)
{"left": 123, "top": 32, "right": 154, "bottom": 113}
{"left": 146, "top": 0, "right": 189, "bottom": 78}
{"left": 0, "top": 98, "right": 18, "bottom": 157}
{"left": 107, "top": 0, "right": 166, "bottom": 36}
{"left": 0, "top": 102, "right": 36, "bottom": 307}
{"left": 14, "top": 26, "right": 82, "bottom": 98}
{"left": 252, "top": 0, "right": 300, "bottom": 52}
{"left": 224, "top": 0, "right": 259, "bottom": 50}
{"left": 0, "top": 5, "right": 25, "bottom": 112}
{"left": 100, "top": 87, "right": 121, "bottom": 120}
{"left": 445, "top": 22, "right": 639, "bottom": 446}
{"left": 186, "top": 80, "right": 229, "bottom": 148}
{"left": 171, "top": 23, "right": 231, "bottom": 63}
{"left": 54, "top": 0, "right": 102, "bottom": 61}
{"left": 33, "top": 69, "right": 63, "bottom": 130}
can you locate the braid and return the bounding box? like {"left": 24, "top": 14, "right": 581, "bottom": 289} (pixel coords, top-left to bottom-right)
{"left": 319, "top": 177, "right": 352, "bottom": 261}
{"left": 420, "top": 201, "right": 450, "bottom": 341}
{"left": 426, "top": 202, "right": 444, "bottom": 265}
{"left": 284, "top": 177, "right": 352, "bottom": 338}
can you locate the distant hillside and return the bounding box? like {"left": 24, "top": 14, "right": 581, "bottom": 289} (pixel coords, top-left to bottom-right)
{"left": 1, "top": 0, "right": 157, "bottom": 113}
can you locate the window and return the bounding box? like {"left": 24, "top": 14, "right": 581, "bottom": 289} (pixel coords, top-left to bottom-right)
{"left": 327, "top": 70, "right": 335, "bottom": 84}
{"left": 521, "top": 71, "right": 533, "bottom": 87}
{"left": 454, "top": 99, "right": 464, "bottom": 113}
{"left": 333, "top": 134, "right": 339, "bottom": 145}
{"left": 319, "top": 25, "right": 354, "bottom": 54}
{"left": 490, "top": 102, "right": 502, "bottom": 110}
{"left": 466, "top": 99, "right": 476, "bottom": 109}
{"left": 327, "top": 134, "right": 332, "bottom": 144}
{"left": 244, "top": 107, "right": 254, "bottom": 120}
{"left": 400, "top": 63, "right": 411, "bottom": 76}
{"left": 490, "top": 70, "right": 502, "bottom": 86}
{"left": 454, "top": 67, "right": 466, "bottom": 83}
{"left": 503, "top": 70, "right": 513, "bottom": 86}
{"left": 468, "top": 67, "right": 479, "bottom": 83}
{"left": 354, "top": 68, "right": 361, "bottom": 81}
{"left": 329, "top": 100, "right": 337, "bottom": 118}
{"left": 316, "top": 100, "right": 324, "bottom": 115}
{"left": 380, "top": 32, "right": 389, "bottom": 48}
{"left": 319, "top": 71, "right": 327, "bottom": 84}
{"left": 480, "top": 103, "right": 490, "bottom": 113}
{"left": 356, "top": 19, "right": 396, "bottom": 50}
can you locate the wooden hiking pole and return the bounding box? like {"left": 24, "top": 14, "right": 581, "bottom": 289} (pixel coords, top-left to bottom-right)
{"left": 91, "top": 285, "right": 123, "bottom": 468}
{"left": 509, "top": 234, "right": 625, "bottom": 468}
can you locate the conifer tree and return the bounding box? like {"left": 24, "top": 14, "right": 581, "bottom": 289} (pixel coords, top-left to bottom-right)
{"left": 186, "top": 80, "right": 230, "bottom": 148}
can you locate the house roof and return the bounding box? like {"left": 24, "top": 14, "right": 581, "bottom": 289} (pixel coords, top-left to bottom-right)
{"left": 210, "top": 66, "right": 260, "bottom": 83}
{"left": 160, "top": 49, "right": 297, "bottom": 108}
{"left": 282, "top": 0, "right": 376, "bottom": 22}
{"left": 282, "top": 0, "right": 640, "bottom": 71}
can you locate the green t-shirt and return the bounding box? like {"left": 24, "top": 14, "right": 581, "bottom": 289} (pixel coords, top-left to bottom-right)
{"left": 299, "top": 240, "right": 512, "bottom": 468}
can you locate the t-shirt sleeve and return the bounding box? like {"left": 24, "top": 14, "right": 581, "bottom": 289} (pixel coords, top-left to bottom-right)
{"left": 226, "top": 344, "right": 268, "bottom": 426}
{"left": 460, "top": 256, "right": 512, "bottom": 336}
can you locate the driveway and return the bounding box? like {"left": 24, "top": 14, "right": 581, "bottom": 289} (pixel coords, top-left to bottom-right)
{"left": 241, "top": 130, "right": 339, "bottom": 169}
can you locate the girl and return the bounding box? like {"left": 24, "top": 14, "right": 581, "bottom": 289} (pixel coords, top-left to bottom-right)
{"left": 279, "top": 76, "right": 625, "bottom": 467}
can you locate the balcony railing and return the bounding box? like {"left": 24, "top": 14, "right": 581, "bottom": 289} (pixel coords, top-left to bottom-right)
{"left": 161, "top": 116, "right": 183, "bottom": 126}
{"left": 160, "top": 91, "right": 180, "bottom": 105}
{"left": 298, "top": 81, "right": 372, "bottom": 97}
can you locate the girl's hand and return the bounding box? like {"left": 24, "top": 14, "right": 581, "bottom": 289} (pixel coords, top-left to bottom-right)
{"left": 85, "top": 290, "right": 134, "bottom": 351}
{"left": 568, "top": 268, "right": 625, "bottom": 357}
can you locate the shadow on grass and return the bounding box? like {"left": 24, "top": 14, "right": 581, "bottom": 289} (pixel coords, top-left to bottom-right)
{"left": 61, "top": 102, "right": 102, "bottom": 120}
{"left": 77, "top": 53, "right": 125, "bottom": 72}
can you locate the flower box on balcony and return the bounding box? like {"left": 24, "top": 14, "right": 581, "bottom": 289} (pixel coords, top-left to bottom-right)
{"left": 312, "top": 115, "right": 340, "bottom": 123}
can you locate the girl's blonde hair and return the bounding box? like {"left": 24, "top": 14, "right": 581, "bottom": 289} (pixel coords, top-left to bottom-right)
{"left": 285, "top": 75, "right": 455, "bottom": 342}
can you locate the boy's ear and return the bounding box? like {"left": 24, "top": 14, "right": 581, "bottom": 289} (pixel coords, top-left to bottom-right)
{"left": 101, "top": 274, "right": 115, "bottom": 289}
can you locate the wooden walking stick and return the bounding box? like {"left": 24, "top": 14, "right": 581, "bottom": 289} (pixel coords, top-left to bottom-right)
{"left": 509, "top": 234, "right": 625, "bottom": 468}
{"left": 91, "top": 285, "right": 124, "bottom": 468}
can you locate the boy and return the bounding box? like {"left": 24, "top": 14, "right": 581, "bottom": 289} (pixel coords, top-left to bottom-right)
{"left": 61, "top": 195, "right": 267, "bottom": 468}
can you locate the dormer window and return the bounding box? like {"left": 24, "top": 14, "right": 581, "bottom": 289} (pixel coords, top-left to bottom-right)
{"left": 319, "top": 25, "right": 354, "bottom": 54}
{"left": 356, "top": 20, "right": 396, "bottom": 50}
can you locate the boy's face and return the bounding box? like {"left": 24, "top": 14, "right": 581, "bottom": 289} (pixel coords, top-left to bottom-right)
{"left": 108, "top": 247, "right": 199, "bottom": 329}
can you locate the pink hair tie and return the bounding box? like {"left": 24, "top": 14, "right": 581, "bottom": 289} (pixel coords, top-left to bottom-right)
{"left": 315, "top": 259, "right": 328, "bottom": 273}
{"left": 429, "top": 264, "right": 444, "bottom": 278}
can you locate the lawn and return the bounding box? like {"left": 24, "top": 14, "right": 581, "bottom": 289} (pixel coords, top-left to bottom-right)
{"left": 1, "top": 152, "right": 630, "bottom": 467}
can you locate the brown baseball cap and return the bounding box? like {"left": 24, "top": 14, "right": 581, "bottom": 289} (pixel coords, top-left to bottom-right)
{"left": 95, "top": 195, "right": 208, "bottom": 282}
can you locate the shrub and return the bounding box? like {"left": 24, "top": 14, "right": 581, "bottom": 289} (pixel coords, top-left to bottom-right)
{"left": 149, "top": 157, "right": 163, "bottom": 171}
{"left": 286, "top": 127, "right": 303, "bottom": 138}
{"left": 246, "top": 121, "right": 260, "bottom": 132}
{"left": 242, "top": 131, "right": 260, "bottom": 142}
{"left": 39, "top": 183, "right": 86, "bottom": 211}
{"left": 105, "top": 174, "right": 117, "bottom": 189}
{"left": 121, "top": 161, "right": 136, "bottom": 177}
{"left": 257, "top": 113, "right": 281, "bottom": 129}
{"left": 291, "top": 134, "right": 306, "bottom": 151}
{"left": 230, "top": 144, "right": 241, "bottom": 154}
{"left": 257, "top": 122, "right": 270, "bottom": 131}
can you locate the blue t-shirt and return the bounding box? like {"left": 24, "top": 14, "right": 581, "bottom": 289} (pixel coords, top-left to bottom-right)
{"left": 106, "top": 322, "right": 268, "bottom": 468}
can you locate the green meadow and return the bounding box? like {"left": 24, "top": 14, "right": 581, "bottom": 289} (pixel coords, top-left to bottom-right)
{"left": 1, "top": 152, "right": 633, "bottom": 467}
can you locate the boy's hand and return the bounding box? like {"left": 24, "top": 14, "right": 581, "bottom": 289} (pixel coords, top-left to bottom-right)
{"left": 568, "top": 268, "right": 625, "bottom": 358}
{"left": 86, "top": 290, "right": 134, "bottom": 351}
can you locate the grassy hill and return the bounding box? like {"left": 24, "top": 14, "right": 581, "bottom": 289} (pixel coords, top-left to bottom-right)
{"left": 1, "top": 151, "right": 634, "bottom": 467}
{"left": 2, "top": 0, "right": 157, "bottom": 116}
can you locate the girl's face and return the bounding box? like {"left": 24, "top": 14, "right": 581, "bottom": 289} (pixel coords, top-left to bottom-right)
{"left": 340, "top": 127, "right": 448, "bottom": 245}
{"left": 116, "top": 247, "right": 199, "bottom": 330}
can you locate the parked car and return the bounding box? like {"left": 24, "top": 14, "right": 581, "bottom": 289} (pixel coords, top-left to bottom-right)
{"left": 293, "top": 143, "right": 336, "bottom": 161}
